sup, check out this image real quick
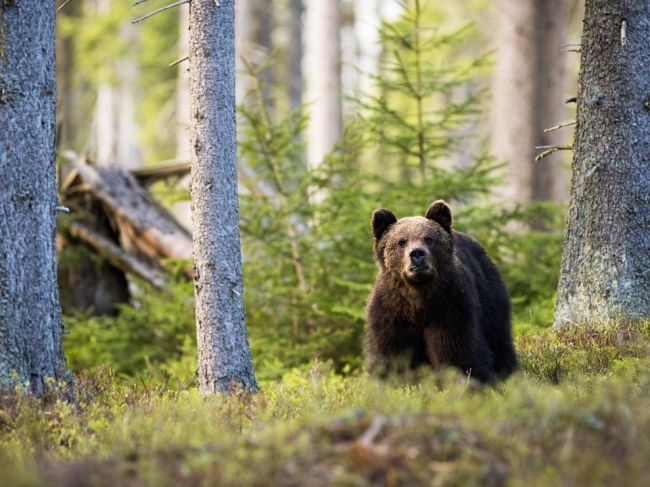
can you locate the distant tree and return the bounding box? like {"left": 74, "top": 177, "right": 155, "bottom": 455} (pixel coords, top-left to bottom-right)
{"left": 0, "top": 0, "right": 71, "bottom": 395}
{"left": 287, "top": 0, "right": 304, "bottom": 110}
{"left": 92, "top": 0, "right": 141, "bottom": 169}
{"left": 189, "top": 0, "right": 258, "bottom": 393}
{"left": 491, "top": 0, "right": 570, "bottom": 204}
{"left": 176, "top": 3, "right": 191, "bottom": 161}
{"left": 304, "top": 0, "right": 343, "bottom": 175}
{"left": 55, "top": 0, "right": 79, "bottom": 149}
{"left": 234, "top": 0, "right": 252, "bottom": 103}
{"left": 554, "top": 0, "right": 650, "bottom": 328}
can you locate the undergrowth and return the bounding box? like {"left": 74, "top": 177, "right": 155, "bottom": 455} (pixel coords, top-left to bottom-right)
{"left": 2, "top": 324, "right": 650, "bottom": 487}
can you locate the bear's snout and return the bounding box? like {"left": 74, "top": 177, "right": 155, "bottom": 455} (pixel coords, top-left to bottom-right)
{"left": 409, "top": 247, "right": 428, "bottom": 267}
{"left": 405, "top": 246, "right": 433, "bottom": 282}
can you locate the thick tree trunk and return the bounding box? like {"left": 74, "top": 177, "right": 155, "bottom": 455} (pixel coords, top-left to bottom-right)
{"left": 190, "top": 0, "right": 257, "bottom": 394}
{"left": 0, "top": 1, "right": 71, "bottom": 395}
{"left": 554, "top": 0, "right": 650, "bottom": 328}
{"left": 491, "top": 0, "right": 570, "bottom": 204}
{"left": 304, "top": 0, "right": 343, "bottom": 171}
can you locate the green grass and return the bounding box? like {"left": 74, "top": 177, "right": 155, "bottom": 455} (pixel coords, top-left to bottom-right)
{"left": 2, "top": 324, "right": 650, "bottom": 487}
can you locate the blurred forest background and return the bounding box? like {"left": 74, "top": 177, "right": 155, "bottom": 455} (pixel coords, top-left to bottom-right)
{"left": 55, "top": 0, "right": 584, "bottom": 383}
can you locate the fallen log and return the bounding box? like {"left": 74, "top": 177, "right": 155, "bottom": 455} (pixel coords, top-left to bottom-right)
{"left": 66, "top": 153, "right": 192, "bottom": 262}
{"left": 68, "top": 221, "right": 166, "bottom": 290}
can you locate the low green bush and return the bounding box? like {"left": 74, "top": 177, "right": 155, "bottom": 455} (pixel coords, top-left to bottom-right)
{"left": 4, "top": 324, "right": 650, "bottom": 486}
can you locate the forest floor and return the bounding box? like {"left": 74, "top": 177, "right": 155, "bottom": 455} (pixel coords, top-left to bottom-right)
{"left": 2, "top": 325, "right": 650, "bottom": 487}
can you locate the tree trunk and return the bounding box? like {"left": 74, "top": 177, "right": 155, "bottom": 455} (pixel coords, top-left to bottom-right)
{"left": 235, "top": 0, "right": 252, "bottom": 103}
{"left": 55, "top": 0, "right": 79, "bottom": 149}
{"left": 354, "top": 0, "right": 382, "bottom": 97}
{"left": 554, "top": 0, "right": 650, "bottom": 328}
{"left": 115, "top": 21, "right": 141, "bottom": 170}
{"left": 304, "top": 0, "right": 342, "bottom": 171}
{"left": 93, "top": 0, "right": 141, "bottom": 169}
{"left": 176, "top": 3, "right": 191, "bottom": 160}
{"left": 287, "top": 0, "right": 303, "bottom": 110}
{"left": 252, "top": 0, "right": 274, "bottom": 92}
{"left": 0, "top": 1, "right": 71, "bottom": 395}
{"left": 190, "top": 0, "right": 257, "bottom": 393}
{"left": 491, "top": 0, "right": 570, "bottom": 204}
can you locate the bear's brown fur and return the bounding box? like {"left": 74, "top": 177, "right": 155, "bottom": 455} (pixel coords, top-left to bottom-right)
{"left": 365, "top": 200, "right": 518, "bottom": 382}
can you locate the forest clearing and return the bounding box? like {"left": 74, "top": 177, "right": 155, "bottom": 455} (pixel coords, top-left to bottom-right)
{"left": 1, "top": 0, "right": 649, "bottom": 485}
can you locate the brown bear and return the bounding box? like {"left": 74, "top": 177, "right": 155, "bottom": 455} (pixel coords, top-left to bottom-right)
{"left": 365, "top": 200, "right": 518, "bottom": 383}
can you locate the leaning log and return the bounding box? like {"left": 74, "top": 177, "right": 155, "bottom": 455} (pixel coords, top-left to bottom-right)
{"left": 68, "top": 155, "right": 192, "bottom": 262}
{"left": 68, "top": 221, "right": 166, "bottom": 289}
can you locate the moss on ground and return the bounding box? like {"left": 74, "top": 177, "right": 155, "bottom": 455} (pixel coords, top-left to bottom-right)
{"left": 2, "top": 324, "right": 650, "bottom": 486}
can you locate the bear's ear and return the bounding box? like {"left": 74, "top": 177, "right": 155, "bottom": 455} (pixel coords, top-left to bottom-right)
{"left": 372, "top": 208, "right": 397, "bottom": 240}
{"left": 425, "top": 200, "right": 452, "bottom": 232}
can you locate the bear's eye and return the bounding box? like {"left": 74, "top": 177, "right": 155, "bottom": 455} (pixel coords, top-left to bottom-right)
{"left": 397, "top": 239, "right": 407, "bottom": 248}
{"left": 424, "top": 237, "right": 434, "bottom": 245}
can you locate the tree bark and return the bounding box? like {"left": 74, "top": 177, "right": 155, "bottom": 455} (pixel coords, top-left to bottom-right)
{"left": 190, "top": 0, "right": 257, "bottom": 393}
{"left": 0, "top": 0, "right": 71, "bottom": 395}
{"left": 304, "top": 0, "right": 343, "bottom": 172}
{"left": 491, "top": 0, "right": 570, "bottom": 204}
{"left": 554, "top": 0, "right": 650, "bottom": 328}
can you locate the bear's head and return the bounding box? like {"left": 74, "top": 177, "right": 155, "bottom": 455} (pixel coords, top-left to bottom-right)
{"left": 371, "top": 200, "right": 454, "bottom": 284}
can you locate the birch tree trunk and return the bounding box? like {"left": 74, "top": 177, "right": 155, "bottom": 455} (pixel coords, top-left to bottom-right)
{"left": 491, "top": 0, "right": 570, "bottom": 204}
{"left": 304, "top": 0, "right": 342, "bottom": 172}
{"left": 554, "top": 0, "right": 650, "bottom": 328}
{"left": 0, "top": 0, "right": 71, "bottom": 395}
{"left": 190, "top": 0, "right": 257, "bottom": 393}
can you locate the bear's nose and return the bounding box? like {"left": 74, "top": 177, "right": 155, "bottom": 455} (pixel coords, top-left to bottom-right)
{"left": 409, "top": 248, "right": 426, "bottom": 264}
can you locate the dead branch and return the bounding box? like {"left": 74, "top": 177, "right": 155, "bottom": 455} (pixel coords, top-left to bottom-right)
{"left": 565, "top": 96, "right": 577, "bottom": 104}
{"left": 544, "top": 120, "right": 576, "bottom": 133}
{"left": 132, "top": 0, "right": 190, "bottom": 24}
{"left": 169, "top": 56, "right": 189, "bottom": 68}
{"left": 131, "top": 160, "right": 190, "bottom": 185}
{"left": 357, "top": 416, "right": 388, "bottom": 448}
{"left": 560, "top": 43, "right": 581, "bottom": 53}
{"left": 56, "top": 0, "right": 72, "bottom": 14}
{"left": 534, "top": 145, "right": 572, "bottom": 162}
{"left": 68, "top": 221, "right": 166, "bottom": 289}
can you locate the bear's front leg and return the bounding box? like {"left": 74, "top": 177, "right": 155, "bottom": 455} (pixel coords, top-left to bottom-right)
{"left": 422, "top": 326, "right": 493, "bottom": 383}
